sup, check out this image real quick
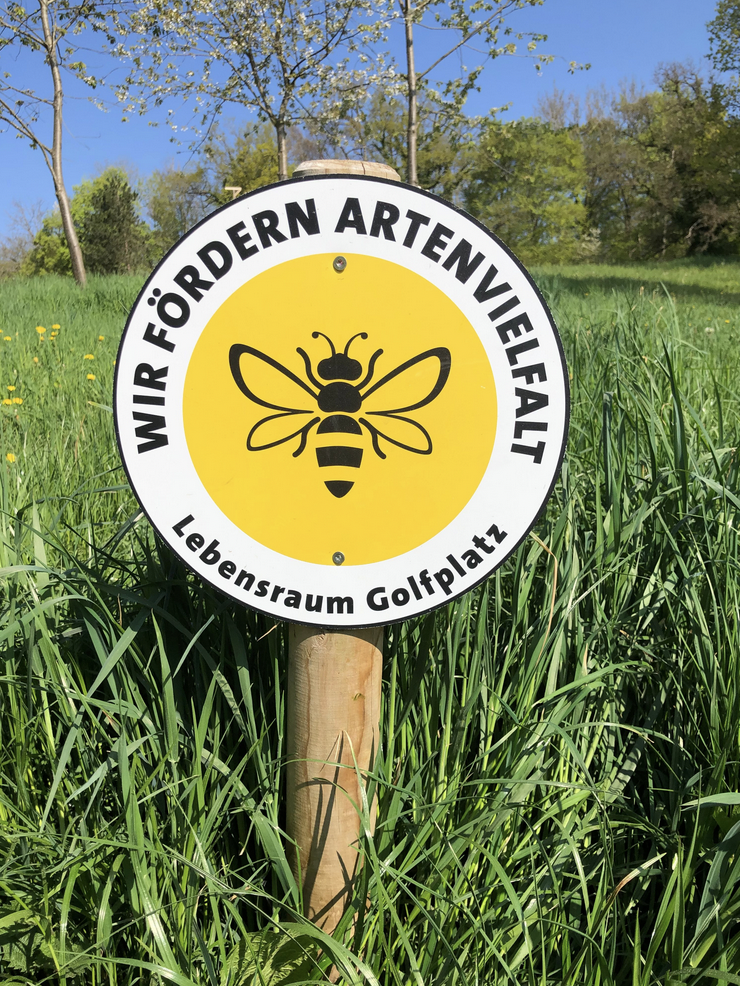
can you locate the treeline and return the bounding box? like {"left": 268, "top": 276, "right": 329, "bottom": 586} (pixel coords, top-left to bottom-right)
{"left": 466, "top": 65, "right": 740, "bottom": 263}
{"left": 2, "top": 128, "right": 280, "bottom": 278}
{"left": 5, "top": 64, "right": 740, "bottom": 276}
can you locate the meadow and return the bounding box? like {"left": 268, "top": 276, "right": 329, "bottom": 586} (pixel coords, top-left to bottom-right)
{"left": 1, "top": 258, "right": 740, "bottom": 985}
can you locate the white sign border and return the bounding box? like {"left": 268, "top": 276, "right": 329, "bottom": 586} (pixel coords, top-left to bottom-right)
{"left": 114, "top": 174, "right": 570, "bottom": 627}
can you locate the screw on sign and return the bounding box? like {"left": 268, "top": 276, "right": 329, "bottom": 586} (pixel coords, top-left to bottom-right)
{"left": 114, "top": 158, "right": 569, "bottom": 934}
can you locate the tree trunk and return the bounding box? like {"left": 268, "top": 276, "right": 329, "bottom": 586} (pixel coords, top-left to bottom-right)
{"left": 277, "top": 118, "right": 289, "bottom": 182}
{"left": 55, "top": 179, "right": 86, "bottom": 285}
{"left": 404, "top": 0, "right": 418, "bottom": 187}
{"left": 39, "top": 0, "right": 86, "bottom": 286}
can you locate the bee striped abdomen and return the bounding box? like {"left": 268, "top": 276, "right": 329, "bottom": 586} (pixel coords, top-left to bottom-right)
{"left": 316, "top": 415, "right": 363, "bottom": 497}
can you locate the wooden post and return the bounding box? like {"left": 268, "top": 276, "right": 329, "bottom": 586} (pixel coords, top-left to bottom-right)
{"left": 291, "top": 160, "right": 400, "bottom": 182}
{"left": 286, "top": 625, "right": 383, "bottom": 929}
{"left": 286, "top": 158, "right": 399, "bottom": 934}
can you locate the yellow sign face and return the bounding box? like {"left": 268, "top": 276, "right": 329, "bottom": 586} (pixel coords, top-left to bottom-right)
{"left": 183, "top": 254, "right": 496, "bottom": 565}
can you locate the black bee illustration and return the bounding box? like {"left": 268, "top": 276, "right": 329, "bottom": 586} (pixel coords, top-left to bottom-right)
{"left": 228, "top": 332, "right": 451, "bottom": 498}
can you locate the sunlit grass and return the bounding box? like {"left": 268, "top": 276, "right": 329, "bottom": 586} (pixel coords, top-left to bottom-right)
{"left": 1, "top": 261, "right": 740, "bottom": 984}
{"left": 537, "top": 255, "right": 740, "bottom": 297}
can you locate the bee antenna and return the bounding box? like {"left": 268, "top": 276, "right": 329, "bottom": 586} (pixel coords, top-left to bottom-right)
{"left": 343, "top": 332, "right": 368, "bottom": 356}
{"left": 312, "top": 331, "right": 336, "bottom": 356}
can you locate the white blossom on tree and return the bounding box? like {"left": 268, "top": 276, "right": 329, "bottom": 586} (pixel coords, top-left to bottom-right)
{"left": 112, "top": 0, "right": 398, "bottom": 181}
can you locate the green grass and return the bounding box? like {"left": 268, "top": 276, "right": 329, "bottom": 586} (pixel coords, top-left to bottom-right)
{"left": 537, "top": 255, "right": 740, "bottom": 306}
{"left": 2, "top": 261, "right": 740, "bottom": 984}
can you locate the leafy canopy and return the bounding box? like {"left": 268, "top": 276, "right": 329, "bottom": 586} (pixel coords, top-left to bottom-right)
{"left": 464, "top": 116, "right": 587, "bottom": 264}
{"left": 24, "top": 167, "right": 151, "bottom": 276}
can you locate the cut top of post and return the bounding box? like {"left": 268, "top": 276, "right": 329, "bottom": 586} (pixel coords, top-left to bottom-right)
{"left": 292, "top": 159, "right": 401, "bottom": 181}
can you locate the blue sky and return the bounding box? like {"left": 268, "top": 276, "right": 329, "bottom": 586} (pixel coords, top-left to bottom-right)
{"left": 0, "top": 0, "right": 721, "bottom": 240}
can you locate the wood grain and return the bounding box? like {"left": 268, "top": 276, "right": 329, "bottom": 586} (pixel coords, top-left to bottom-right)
{"left": 292, "top": 159, "right": 401, "bottom": 181}
{"left": 286, "top": 625, "right": 383, "bottom": 931}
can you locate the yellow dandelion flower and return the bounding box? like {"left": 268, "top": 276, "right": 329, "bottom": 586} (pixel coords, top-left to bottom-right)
{"left": 6, "top": 453, "right": 15, "bottom": 463}
{"left": 86, "top": 374, "right": 96, "bottom": 381}
{"left": 33, "top": 357, "right": 39, "bottom": 364}
{"left": 51, "top": 324, "right": 60, "bottom": 329}
{"left": 98, "top": 335, "right": 104, "bottom": 341}
{"left": 7, "top": 386, "right": 15, "bottom": 392}
{"left": 36, "top": 326, "right": 45, "bottom": 334}
{"left": 3, "top": 337, "right": 10, "bottom": 342}
{"left": 12, "top": 398, "right": 22, "bottom": 405}
{"left": 2, "top": 399, "right": 11, "bottom": 406}
{"left": 84, "top": 354, "right": 94, "bottom": 360}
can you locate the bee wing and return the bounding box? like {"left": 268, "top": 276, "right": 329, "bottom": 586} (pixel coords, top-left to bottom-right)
{"left": 248, "top": 413, "right": 320, "bottom": 456}
{"left": 360, "top": 414, "right": 433, "bottom": 457}
{"left": 229, "top": 344, "right": 318, "bottom": 411}
{"left": 361, "top": 347, "right": 451, "bottom": 414}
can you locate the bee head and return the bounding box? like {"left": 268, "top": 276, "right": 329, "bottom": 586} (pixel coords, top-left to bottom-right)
{"left": 313, "top": 332, "right": 368, "bottom": 381}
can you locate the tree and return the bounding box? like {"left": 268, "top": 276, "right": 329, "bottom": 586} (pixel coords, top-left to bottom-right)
{"left": 708, "top": 0, "right": 740, "bottom": 75}
{"left": 0, "top": 200, "right": 46, "bottom": 277}
{"left": 585, "top": 67, "right": 740, "bottom": 259}
{"left": 636, "top": 66, "right": 740, "bottom": 256}
{"left": 24, "top": 166, "right": 152, "bottom": 275}
{"left": 0, "top": 0, "right": 112, "bottom": 286}
{"left": 540, "top": 69, "right": 740, "bottom": 261}
{"left": 143, "top": 126, "right": 323, "bottom": 256}
{"left": 22, "top": 209, "right": 72, "bottom": 275}
{"left": 203, "top": 125, "right": 281, "bottom": 207}
{"left": 463, "top": 116, "right": 587, "bottom": 263}
{"left": 708, "top": 0, "right": 740, "bottom": 111}
{"left": 80, "top": 169, "right": 150, "bottom": 273}
{"left": 145, "top": 163, "right": 212, "bottom": 256}
{"left": 574, "top": 87, "right": 656, "bottom": 261}
{"left": 112, "top": 0, "right": 395, "bottom": 181}
{"left": 334, "top": 90, "right": 474, "bottom": 200}
{"left": 396, "top": 0, "right": 587, "bottom": 186}
{"left": 400, "top": 0, "right": 528, "bottom": 186}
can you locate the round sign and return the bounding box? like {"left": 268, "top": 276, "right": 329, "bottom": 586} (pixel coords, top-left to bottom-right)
{"left": 114, "top": 175, "right": 569, "bottom": 627}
